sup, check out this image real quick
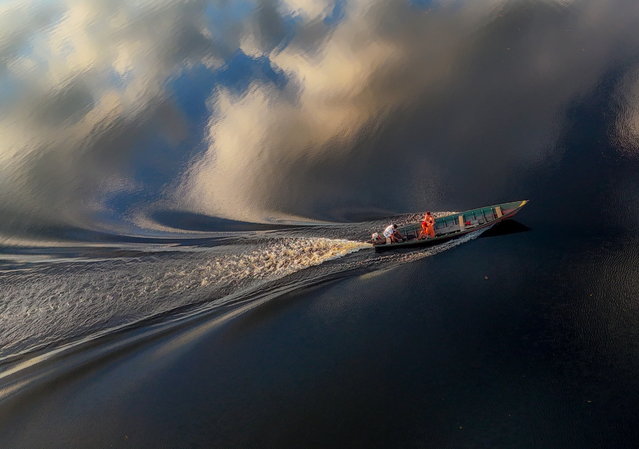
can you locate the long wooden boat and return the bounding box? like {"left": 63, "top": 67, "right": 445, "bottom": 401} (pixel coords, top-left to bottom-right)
{"left": 372, "top": 200, "right": 528, "bottom": 252}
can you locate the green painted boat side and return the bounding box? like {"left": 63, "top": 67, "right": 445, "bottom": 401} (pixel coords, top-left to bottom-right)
{"left": 372, "top": 200, "right": 528, "bottom": 252}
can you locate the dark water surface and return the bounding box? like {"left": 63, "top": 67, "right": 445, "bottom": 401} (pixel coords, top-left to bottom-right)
{"left": 2, "top": 0, "right": 639, "bottom": 447}
{"left": 3, "top": 205, "right": 639, "bottom": 448}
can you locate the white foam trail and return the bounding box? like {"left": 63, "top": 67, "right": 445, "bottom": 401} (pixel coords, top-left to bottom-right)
{"left": 0, "top": 214, "right": 494, "bottom": 399}
{"left": 0, "top": 210, "right": 490, "bottom": 376}
{"left": 0, "top": 237, "right": 369, "bottom": 361}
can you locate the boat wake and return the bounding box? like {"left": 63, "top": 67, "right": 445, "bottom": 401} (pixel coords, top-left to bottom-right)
{"left": 0, "top": 237, "right": 368, "bottom": 361}
{"left": 0, "top": 213, "right": 485, "bottom": 394}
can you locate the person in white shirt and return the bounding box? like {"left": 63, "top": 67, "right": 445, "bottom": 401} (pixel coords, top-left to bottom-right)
{"left": 382, "top": 224, "right": 404, "bottom": 244}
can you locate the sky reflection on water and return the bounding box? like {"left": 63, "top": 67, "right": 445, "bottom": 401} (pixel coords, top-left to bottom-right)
{"left": 1, "top": 0, "right": 639, "bottom": 241}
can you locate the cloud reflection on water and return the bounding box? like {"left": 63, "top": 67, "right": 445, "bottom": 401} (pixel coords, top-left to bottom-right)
{"left": 1, "top": 0, "right": 639, "bottom": 239}
{"left": 180, "top": 0, "right": 639, "bottom": 222}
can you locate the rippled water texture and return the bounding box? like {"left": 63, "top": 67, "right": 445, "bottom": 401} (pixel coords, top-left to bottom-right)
{"left": 0, "top": 212, "right": 467, "bottom": 362}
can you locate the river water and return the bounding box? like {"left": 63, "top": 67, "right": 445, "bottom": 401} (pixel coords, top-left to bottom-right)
{"left": 1, "top": 0, "right": 639, "bottom": 447}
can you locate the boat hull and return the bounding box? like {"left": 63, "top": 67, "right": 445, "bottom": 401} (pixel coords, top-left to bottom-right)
{"left": 373, "top": 200, "right": 528, "bottom": 252}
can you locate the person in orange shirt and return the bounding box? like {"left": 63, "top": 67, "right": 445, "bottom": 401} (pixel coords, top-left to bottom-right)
{"left": 419, "top": 211, "right": 436, "bottom": 239}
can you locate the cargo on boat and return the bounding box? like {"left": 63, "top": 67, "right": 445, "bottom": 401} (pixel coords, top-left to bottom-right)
{"left": 372, "top": 200, "right": 528, "bottom": 252}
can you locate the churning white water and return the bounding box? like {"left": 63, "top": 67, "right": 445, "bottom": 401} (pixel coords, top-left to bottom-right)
{"left": 0, "top": 212, "right": 479, "bottom": 364}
